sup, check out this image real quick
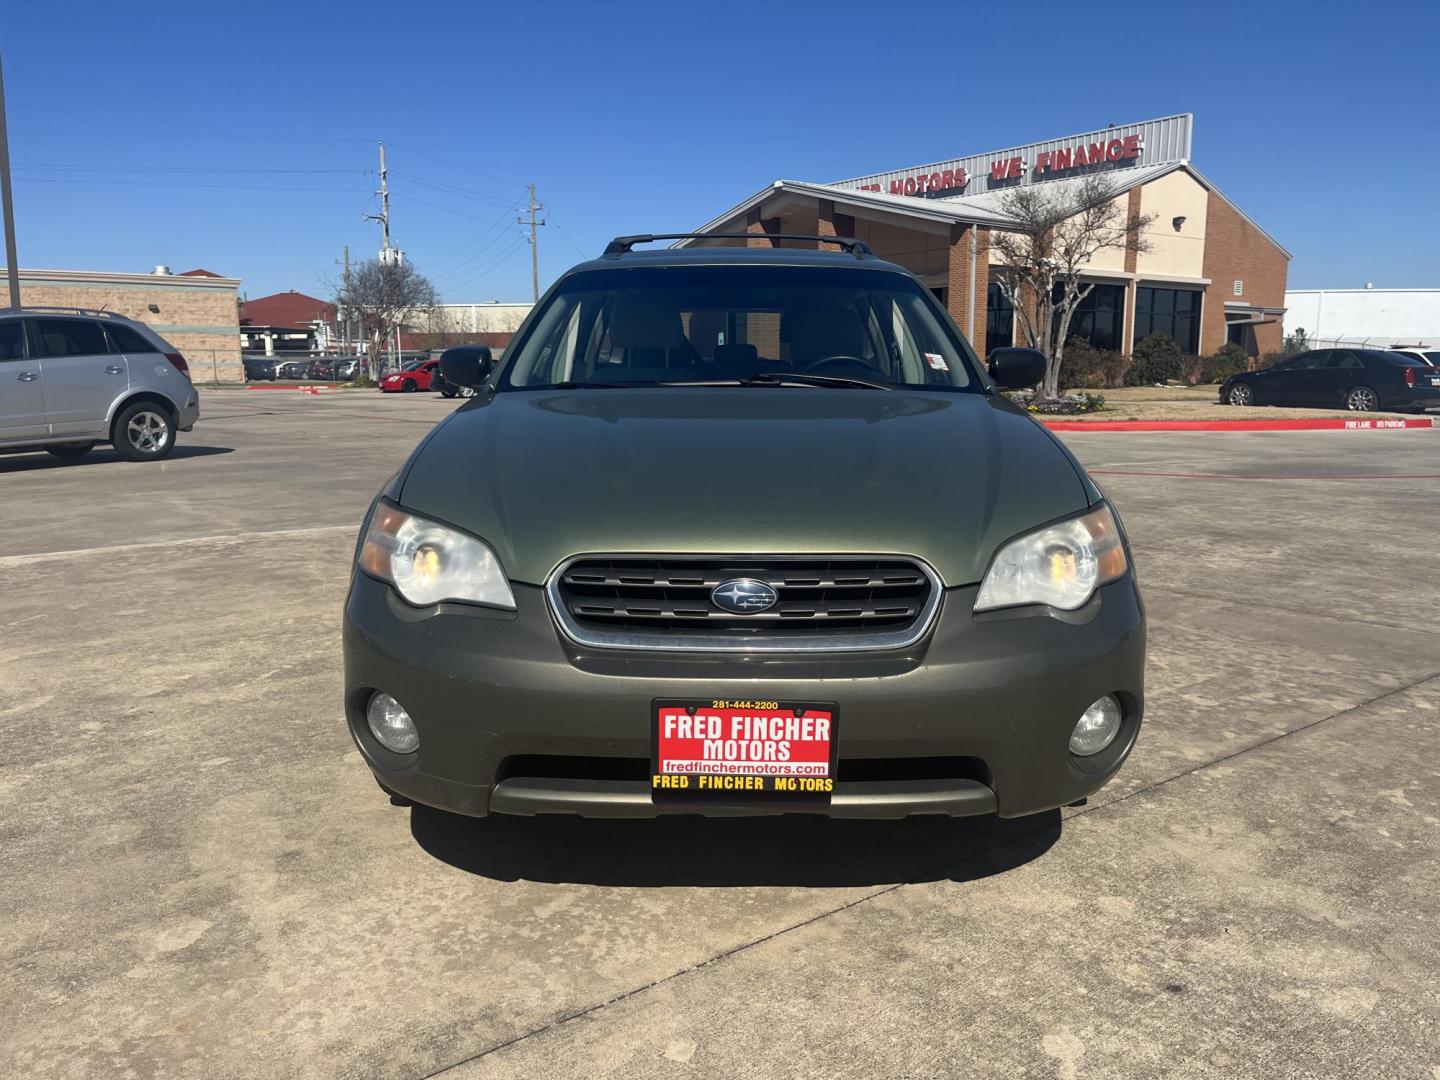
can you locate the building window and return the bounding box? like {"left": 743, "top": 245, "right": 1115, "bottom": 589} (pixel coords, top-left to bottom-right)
{"left": 1134, "top": 286, "right": 1201, "bottom": 353}
{"left": 986, "top": 281, "right": 1014, "bottom": 350}
{"left": 1053, "top": 282, "right": 1125, "bottom": 351}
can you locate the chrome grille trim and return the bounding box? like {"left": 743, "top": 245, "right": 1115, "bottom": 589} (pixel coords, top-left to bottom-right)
{"left": 545, "top": 553, "right": 944, "bottom": 653}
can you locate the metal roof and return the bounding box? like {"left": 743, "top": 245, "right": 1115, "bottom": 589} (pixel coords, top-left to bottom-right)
{"left": 682, "top": 160, "right": 1290, "bottom": 260}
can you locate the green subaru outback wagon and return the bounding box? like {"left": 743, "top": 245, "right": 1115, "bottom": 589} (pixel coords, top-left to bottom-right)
{"left": 343, "top": 234, "right": 1145, "bottom": 820}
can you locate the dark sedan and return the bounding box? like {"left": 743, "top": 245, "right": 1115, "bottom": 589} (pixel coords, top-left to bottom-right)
{"left": 1221, "top": 348, "right": 1440, "bottom": 413}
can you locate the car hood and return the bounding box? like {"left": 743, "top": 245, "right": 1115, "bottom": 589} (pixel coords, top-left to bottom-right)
{"left": 397, "top": 388, "right": 1094, "bottom": 587}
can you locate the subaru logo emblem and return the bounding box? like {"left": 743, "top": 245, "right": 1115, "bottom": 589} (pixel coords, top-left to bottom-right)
{"left": 711, "top": 577, "right": 778, "bottom": 615}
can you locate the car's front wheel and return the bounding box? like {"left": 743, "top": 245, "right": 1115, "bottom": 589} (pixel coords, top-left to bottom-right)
{"left": 402, "top": 379, "right": 417, "bottom": 392}
{"left": 46, "top": 442, "right": 95, "bottom": 461}
{"left": 1345, "top": 385, "right": 1378, "bottom": 412}
{"left": 112, "top": 402, "right": 176, "bottom": 462}
{"left": 440, "top": 385, "right": 458, "bottom": 398}
{"left": 1226, "top": 383, "right": 1254, "bottom": 406}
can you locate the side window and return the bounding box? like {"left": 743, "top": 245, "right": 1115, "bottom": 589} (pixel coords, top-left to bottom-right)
{"left": 106, "top": 324, "right": 157, "bottom": 355}
{"left": 0, "top": 319, "right": 25, "bottom": 361}
{"left": 1325, "top": 351, "right": 1363, "bottom": 370}
{"left": 1285, "top": 352, "right": 1324, "bottom": 371}
{"left": 34, "top": 318, "right": 109, "bottom": 357}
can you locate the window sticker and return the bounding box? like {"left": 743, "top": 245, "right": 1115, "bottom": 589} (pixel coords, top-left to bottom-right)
{"left": 924, "top": 352, "right": 949, "bottom": 372}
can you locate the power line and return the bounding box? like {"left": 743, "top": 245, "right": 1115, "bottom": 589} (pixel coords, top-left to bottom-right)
{"left": 440, "top": 236, "right": 528, "bottom": 298}
{"left": 383, "top": 141, "right": 526, "bottom": 188}
{"left": 15, "top": 163, "right": 361, "bottom": 175}
{"left": 13, "top": 176, "right": 368, "bottom": 193}
{"left": 389, "top": 169, "right": 525, "bottom": 210}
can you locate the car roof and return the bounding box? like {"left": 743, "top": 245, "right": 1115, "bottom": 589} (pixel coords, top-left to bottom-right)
{"left": 561, "top": 245, "right": 915, "bottom": 279}
{"left": 0, "top": 306, "right": 144, "bottom": 324}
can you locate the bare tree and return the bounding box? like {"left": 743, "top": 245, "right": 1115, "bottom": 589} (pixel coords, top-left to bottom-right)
{"left": 990, "top": 175, "right": 1153, "bottom": 399}
{"left": 335, "top": 259, "right": 438, "bottom": 381}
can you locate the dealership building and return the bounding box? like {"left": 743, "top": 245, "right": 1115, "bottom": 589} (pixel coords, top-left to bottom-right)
{"left": 687, "top": 114, "right": 1289, "bottom": 359}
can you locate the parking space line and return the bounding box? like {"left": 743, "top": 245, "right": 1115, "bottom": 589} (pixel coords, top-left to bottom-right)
{"left": 0, "top": 524, "right": 357, "bottom": 567}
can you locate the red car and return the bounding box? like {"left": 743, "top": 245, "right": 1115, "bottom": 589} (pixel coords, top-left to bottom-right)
{"left": 380, "top": 359, "right": 440, "bottom": 393}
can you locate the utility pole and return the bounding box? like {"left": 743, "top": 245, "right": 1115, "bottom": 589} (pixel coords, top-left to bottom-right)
{"left": 363, "top": 141, "right": 394, "bottom": 260}
{"left": 519, "top": 184, "right": 545, "bottom": 302}
{"left": 341, "top": 244, "right": 351, "bottom": 351}
{"left": 0, "top": 47, "right": 21, "bottom": 308}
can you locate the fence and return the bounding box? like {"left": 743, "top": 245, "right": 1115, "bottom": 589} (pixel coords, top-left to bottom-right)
{"left": 1293, "top": 335, "right": 1437, "bottom": 351}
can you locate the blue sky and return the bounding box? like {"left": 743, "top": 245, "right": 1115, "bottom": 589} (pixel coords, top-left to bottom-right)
{"left": 4, "top": 0, "right": 1437, "bottom": 301}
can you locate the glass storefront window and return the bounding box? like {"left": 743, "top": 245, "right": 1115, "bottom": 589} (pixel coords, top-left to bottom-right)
{"left": 1135, "top": 287, "right": 1201, "bottom": 353}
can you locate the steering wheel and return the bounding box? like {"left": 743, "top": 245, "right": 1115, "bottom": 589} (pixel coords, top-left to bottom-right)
{"left": 800, "top": 355, "right": 881, "bottom": 376}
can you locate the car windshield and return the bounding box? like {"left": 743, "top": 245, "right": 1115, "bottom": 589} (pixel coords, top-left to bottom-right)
{"left": 500, "top": 266, "right": 981, "bottom": 391}
{"left": 402, "top": 360, "right": 425, "bottom": 371}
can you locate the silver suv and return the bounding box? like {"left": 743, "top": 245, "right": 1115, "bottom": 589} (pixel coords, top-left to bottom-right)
{"left": 0, "top": 308, "right": 200, "bottom": 462}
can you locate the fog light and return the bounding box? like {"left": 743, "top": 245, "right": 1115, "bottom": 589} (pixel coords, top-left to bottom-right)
{"left": 367, "top": 693, "right": 419, "bottom": 754}
{"left": 1070, "top": 695, "right": 1122, "bottom": 756}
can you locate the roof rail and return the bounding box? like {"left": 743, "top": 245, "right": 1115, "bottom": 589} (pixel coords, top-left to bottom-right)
{"left": 603, "top": 233, "right": 875, "bottom": 258}
{"left": 0, "top": 305, "right": 128, "bottom": 319}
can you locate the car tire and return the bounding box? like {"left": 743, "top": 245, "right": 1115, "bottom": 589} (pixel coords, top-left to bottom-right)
{"left": 402, "top": 379, "right": 417, "bottom": 393}
{"left": 46, "top": 443, "right": 95, "bottom": 461}
{"left": 1345, "top": 385, "right": 1378, "bottom": 412}
{"left": 1225, "top": 383, "right": 1254, "bottom": 406}
{"left": 376, "top": 779, "right": 414, "bottom": 807}
{"left": 441, "top": 386, "right": 458, "bottom": 398}
{"left": 112, "top": 401, "right": 177, "bottom": 462}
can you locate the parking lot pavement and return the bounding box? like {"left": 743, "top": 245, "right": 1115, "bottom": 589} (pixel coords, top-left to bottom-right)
{"left": 2, "top": 396, "right": 1437, "bottom": 1078}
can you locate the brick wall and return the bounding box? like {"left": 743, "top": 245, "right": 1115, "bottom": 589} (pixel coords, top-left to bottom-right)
{"left": 15, "top": 270, "right": 243, "bottom": 382}
{"left": 1200, "top": 193, "right": 1289, "bottom": 358}
{"left": 946, "top": 224, "right": 990, "bottom": 359}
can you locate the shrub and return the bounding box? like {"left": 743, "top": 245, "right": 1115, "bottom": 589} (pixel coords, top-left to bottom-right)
{"left": 1061, "top": 337, "right": 1131, "bottom": 389}
{"left": 1127, "top": 331, "right": 1184, "bottom": 385}
{"left": 1201, "top": 343, "right": 1250, "bottom": 384}
{"left": 1007, "top": 389, "right": 1106, "bottom": 415}
{"left": 1180, "top": 353, "right": 1207, "bottom": 385}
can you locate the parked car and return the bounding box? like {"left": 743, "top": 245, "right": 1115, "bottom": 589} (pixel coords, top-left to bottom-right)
{"left": 242, "top": 355, "right": 278, "bottom": 381}
{"left": 1387, "top": 346, "right": 1440, "bottom": 368}
{"left": 273, "top": 358, "right": 315, "bottom": 381}
{"left": 332, "top": 357, "right": 362, "bottom": 381}
{"left": 0, "top": 307, "right": 198, "bottom": 462}
{"left": 1220, "top": 348, "right": 1440, "bottom": 412}
{"left": 432, "top": 345, "right": 490, "bottom": 398}
{"left": 379, "top": 358, "right": 440, "bottom": 393}
{"left": 344, "top": 233, "right": 1146, "bottom": 823}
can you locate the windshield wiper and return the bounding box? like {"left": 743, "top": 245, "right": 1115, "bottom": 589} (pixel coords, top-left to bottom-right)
{"left": 546, "top": 380, "right": 635, "bottom": 389}
{"left": 735, "top": 372, "right": 893, "bottom": 390}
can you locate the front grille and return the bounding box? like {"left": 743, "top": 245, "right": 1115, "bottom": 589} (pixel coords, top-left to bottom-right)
{"left": 548, "top": 555, "right": 941, "bottom": 652}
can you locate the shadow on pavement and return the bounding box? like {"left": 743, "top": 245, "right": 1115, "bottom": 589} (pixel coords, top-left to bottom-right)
{"left": 0, "top": 445, "right": 235, "bottom": 473}
{"left": 410, "top": 806, "right": 1061, "bottom": 888}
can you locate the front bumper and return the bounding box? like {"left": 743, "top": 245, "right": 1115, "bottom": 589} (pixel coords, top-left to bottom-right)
{"left": 343, "top": 573, "right": 1146, "bottom": 820}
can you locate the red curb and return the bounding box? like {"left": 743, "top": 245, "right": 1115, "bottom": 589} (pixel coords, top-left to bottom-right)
{"left": 1042, "top": 417, "right": 1436, "bottom": 432}
{"left": 244, "top": 383, "right": 334, "bottom": 391}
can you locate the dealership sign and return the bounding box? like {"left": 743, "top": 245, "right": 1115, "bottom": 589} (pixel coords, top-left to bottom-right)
{"left": 839, "top": 114, "right": 1191, "bottom": 200}
{"left": 861, "top": 134, "right": 1143, "bottom": 196}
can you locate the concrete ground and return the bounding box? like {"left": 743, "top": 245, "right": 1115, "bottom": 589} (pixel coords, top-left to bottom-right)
{"left": 2, "top": 390, "right": 1438, "bottom": 1079}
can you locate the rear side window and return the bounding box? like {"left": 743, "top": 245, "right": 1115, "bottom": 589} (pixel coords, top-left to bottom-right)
{"left": 0, "top": 320, "right": 24, "bottom": 360}
{"left": 106, "top": 324, "right": 158, "bottom": 355}
{"left": 35, "top": 318, "right": 108, "bottom": 357}
{"left": 1379, "top": 353, "right": 1425, "bottom": 367}
{"left": 1323, "top": 352, "right": 1363, "bottom": 369}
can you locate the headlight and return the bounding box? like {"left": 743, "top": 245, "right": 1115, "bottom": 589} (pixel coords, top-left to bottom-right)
{"left": 974, "top": 504, "right": 1128, "bottom": 612}
{"left": 358, "top": 501, "right": 515, "bottom": 609}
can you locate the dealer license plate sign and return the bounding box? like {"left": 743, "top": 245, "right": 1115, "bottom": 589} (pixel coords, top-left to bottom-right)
{"left": 652, "top": 700, "right": 838, "bottom": 805}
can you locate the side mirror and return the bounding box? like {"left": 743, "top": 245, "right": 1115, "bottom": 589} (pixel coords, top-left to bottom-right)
{"left": 987, "top": 346, "right": 1046, "bottom": 390}
{"left": 440, "top": 346, "right": 494, "bottom": 389}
